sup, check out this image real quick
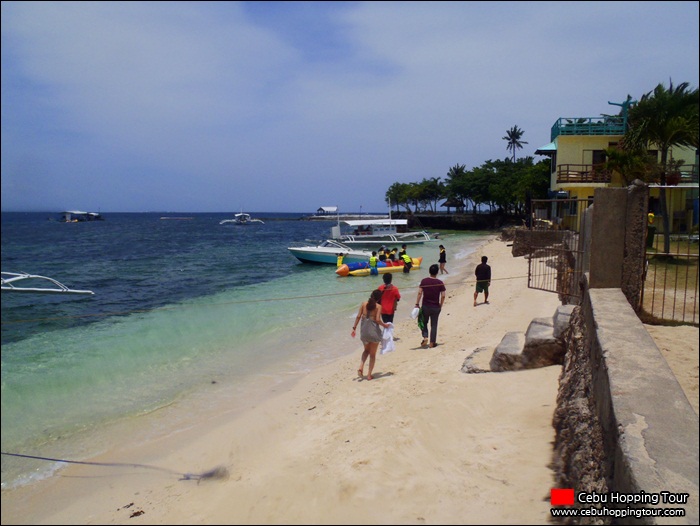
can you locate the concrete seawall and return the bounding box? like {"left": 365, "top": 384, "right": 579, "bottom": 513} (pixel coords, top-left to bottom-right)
{"left": 553, "top": 278, "right": 698, "bottom": 524}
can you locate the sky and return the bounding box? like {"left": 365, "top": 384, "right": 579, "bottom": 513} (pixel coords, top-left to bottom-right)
{"left": 1, "top": 1, "right": 698, "bottom": 214}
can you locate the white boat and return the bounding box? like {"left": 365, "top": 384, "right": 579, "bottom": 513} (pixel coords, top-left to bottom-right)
{"left": 219, "top": 213, "right": 264, "bottom": 225}
{"left": 287, "top": 239, "right": 372, "bottom": 265}
{"left": 331, "top": 219, "right": 432, "bottom": 247}
{"left": 1, "top": 272, "right": 94, "bottom": 295}
{"left": 57, "top": 210, "right": 104, "bottom": 222}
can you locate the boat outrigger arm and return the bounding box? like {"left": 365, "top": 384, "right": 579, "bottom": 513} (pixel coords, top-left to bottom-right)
{"left": 1, "top": 272, "right": 95, "bottom": 295}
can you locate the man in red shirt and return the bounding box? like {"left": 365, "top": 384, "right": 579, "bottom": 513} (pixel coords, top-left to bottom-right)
{"left": 378, "top": 272, "right": 401, "bottom": 325}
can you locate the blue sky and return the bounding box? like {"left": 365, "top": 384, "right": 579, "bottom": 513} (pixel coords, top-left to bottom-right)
{"left": 2, "top": 1, "right": 698, "bottom": 213}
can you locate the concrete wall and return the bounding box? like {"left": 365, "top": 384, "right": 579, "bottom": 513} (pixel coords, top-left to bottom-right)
{"left": 589, "top": 188, "right": 627, "bottom": 288}
{"left": 554, "top": 281, "right": 699, "bottom": 524}
{"left": 584, "top": 182, "right": 648, "bottom": 310}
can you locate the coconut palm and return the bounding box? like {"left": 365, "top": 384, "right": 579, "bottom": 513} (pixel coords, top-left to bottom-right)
{"left": 625, "top": 80, "right": 699, "bottom": 252}
{"left": 502, "top": 125, "right": 528, "bottom": 161}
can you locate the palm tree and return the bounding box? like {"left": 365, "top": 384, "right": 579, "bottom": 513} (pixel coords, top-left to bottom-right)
{"left": 602, "top": 145, "right": 658, "bottom": 186}
{"left": 502, "top": 125, "right": 528, "bottom": 161}
{"left": 625, "top": 80, "right": 699, "bottom": 252}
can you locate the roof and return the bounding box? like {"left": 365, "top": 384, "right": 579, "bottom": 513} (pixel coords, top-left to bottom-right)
{"left": 317, "top": 206, "right": 338, "bottom": 213}
{"left": 343, "top": 219, "right": 408, "bottom": 227}
{"left": 535, "top": 141, "right": 557, "bottom": 155}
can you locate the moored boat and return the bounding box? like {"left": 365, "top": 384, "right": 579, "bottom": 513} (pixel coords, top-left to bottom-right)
{"left": 331, "top": 219, "right": 432, "bottom": 247}
{"left": 288, "top": 239, "right": 372, "bottom": 265}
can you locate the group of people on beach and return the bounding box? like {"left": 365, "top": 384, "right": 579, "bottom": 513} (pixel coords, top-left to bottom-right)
{"left": 352, "top": 243, "right": 492, "bottom": 381}
{"left": 368, "top": 244, "right": 415, "bottom": 274}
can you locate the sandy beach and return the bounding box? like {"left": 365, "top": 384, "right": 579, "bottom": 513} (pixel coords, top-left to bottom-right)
{"left": 2, "top": 235, "right": 697, "bottom": 525}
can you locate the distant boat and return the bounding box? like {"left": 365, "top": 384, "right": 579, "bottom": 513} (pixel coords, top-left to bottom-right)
{"left": 160, "top": 216, "right": 194, "bottom": 220}
{"left": 58, "top": 211, "right": 104, "bottom": 222}
{"left": 287, "top": 239, "right": 371, "bottom": 265}
{"left": 220, "top": 213, "right": 264, "bottom": 225}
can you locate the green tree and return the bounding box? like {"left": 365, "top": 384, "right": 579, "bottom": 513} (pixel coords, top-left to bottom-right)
{"left": 502, "top": 125, "right": 529, "bottom": 162}
{"left": 470, "top": 163, "right": 497, "bottom": 212}
{"left": 418, "top": 177, "right": 445, "bottom": 212}
{"left": 602, "top": 145, "right": 659, "bottom": 186}
{"left": 625, "top": 80, "right": 699, "bottom": 252}
{"left": 444, "top": 164, "right": 473, "bottom": 212}
{"left": 512, "top": 157, "right": 550, "bottom": 208}
{"left": 385, "top": 182, "right": 408, "bottom": 212}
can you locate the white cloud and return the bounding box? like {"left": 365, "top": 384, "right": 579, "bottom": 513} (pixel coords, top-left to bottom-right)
{"left": 2, "top": 1, "right": 698, "bottom": 212}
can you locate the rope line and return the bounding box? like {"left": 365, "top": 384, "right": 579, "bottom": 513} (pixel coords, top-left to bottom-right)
{"left": 0, "top": 451, "right": 228, "bottom": 482}
{"left": 2, "top": 274, "right": 529, "bottom": 325}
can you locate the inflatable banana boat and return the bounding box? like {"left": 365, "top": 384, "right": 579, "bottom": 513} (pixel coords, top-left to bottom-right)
{"left": 335, "top": 257, "right": 423, "bottom": 277}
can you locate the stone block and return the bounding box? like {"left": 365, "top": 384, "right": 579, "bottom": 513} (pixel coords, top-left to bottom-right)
{"left": 490, "top": 331, "right": 525, "bottom": 371}
{"left": 553, "top": 304, "right": 576, "bottom": 339}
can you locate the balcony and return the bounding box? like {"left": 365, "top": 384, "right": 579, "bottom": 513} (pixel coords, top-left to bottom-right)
{"left": 557, "top": 164, "right": 612, "bottom": 184}
{"left": 551, "top": 117, "right": 626, "bottom": 141}
{"left": 557, "top": 164, "right": 698, "bottom": 186}
{"left": 641, "top": 163, "right": 699, "bottom": 186}
{"left": 668, "top": 164, "right": 699, "bottom": 185}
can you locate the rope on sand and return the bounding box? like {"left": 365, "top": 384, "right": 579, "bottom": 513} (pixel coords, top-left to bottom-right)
{"left": 0, "top": 451, "right": 229, "bottom": 482}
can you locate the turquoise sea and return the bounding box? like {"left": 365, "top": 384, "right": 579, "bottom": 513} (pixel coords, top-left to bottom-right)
{"left": 1, "top": 212, "right": 492, "bottom": 489}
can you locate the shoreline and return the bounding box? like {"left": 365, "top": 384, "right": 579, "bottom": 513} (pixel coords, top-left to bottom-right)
{"left": 3, "top": 235, "right": 696, "bottom": 524}
{"left": 2, "top": 235, "right": 568, "bottom": 524}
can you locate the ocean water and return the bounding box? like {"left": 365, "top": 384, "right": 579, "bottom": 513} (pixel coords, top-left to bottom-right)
{"left": 1, "top": 212, "right": 491, "bottom": 489}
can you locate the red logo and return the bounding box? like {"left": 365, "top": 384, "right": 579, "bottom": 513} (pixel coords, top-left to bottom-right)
{"left": 551, "top": 488, "right": 575, "bottom": 506}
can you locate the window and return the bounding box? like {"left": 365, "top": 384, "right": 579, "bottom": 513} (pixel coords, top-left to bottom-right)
{"left": 592, "top": 150, "right": 606, "bottom": 165}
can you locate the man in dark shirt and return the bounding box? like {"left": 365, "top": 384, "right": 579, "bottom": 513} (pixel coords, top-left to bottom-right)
{"left": 474, "top": 255, "right": 491, "bottom": 307}
{"left": 415, "top": 264, "right": 446, "bottom": 348}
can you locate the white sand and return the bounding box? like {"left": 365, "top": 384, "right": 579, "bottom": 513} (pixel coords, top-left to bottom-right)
{"left": 644, "top": 323, "right": 699, "bottom": 415}
{"left": 2, "top": 235, "right": 696, "bottom": 525}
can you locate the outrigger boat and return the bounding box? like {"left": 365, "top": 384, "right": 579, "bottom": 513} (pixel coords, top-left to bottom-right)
{"left": 219, "top": 212, "right": 264, "bottom": 225}
{"left": 330, "top": 219, "right": 432, "bottom": 247}
{"left": 1, "top": 272, "right": 94, "bottom": 295}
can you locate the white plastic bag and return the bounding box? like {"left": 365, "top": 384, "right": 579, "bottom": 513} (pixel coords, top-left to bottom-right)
{"left": 381, "top": 324, "right": 395, "bottom": 354}
{"left": 410, "top": 306, "right": 420, "bottom": 319}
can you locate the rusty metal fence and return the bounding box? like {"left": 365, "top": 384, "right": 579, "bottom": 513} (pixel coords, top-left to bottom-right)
{"left": 641, "top": 185, "right": 699, "bottom": 325}
{"left": 527, "top": 190, "right": 698, "bottom": 326}
{"left": 526, "top": 198, "right": 592, "bottom": 304}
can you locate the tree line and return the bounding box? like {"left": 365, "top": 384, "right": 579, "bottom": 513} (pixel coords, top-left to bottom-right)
{"left": 384, "top": 123, "right": 548, "bottom": 216}
{"left": 384, "top": 157, "right": 550, "bottom": 216}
